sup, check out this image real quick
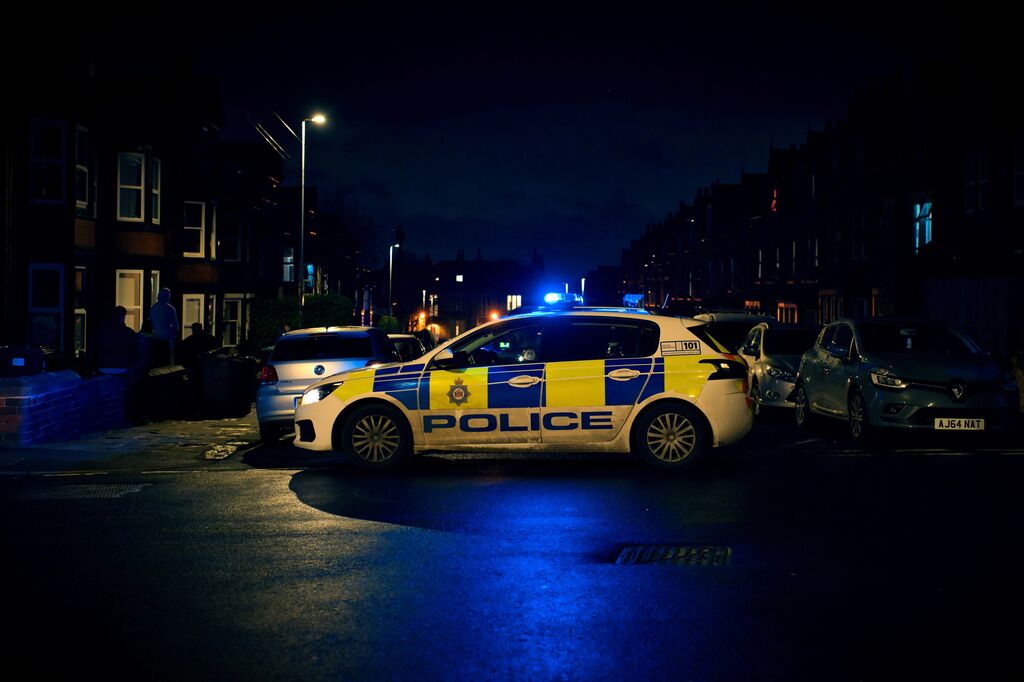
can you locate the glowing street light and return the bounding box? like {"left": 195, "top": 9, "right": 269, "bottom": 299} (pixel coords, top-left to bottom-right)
{"left": 299, "top": 112, "right": 326, "bottom": 315}
{"left": 388, "top": 243, "right": 400, "bottom": 317}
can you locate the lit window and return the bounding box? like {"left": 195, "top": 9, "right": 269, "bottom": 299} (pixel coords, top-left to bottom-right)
{"left": 223, "top": 297, "right": 242, "bottom": 346}
{"left": 456, "top": 274, "right": 464, "bottom": 283}
{"left": 282, "top": 247, "right": 294, "bottom": 282}
{"left": 913, "top": 202, "right": 933, "bottom": 254}
{"left": 116, "top": 269, "right": 144, "bottom": 331}
{"left": 506, "top": 294, "right": 522, "bottom": 311}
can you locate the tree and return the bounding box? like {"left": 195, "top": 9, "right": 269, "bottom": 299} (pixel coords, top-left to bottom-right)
{"left": 375, "top": 315, "right": 401, "bottom": 333}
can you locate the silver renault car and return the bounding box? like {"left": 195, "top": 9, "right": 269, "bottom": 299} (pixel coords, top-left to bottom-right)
{"left": 793, "top": 318, "right": 1019, "bottom": 440}
{"left": 256, "top": 327, "right": 400, "bottom": 441}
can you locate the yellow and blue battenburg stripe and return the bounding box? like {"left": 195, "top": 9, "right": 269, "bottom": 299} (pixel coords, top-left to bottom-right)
{"left": 370, "top": 364, "right": 423, "bottom": 410}
{"left": 639, "top": 356, "right": 713, "bottom": 401}
{"left": 338, "top": 356, "right": 715, "bottom": 411}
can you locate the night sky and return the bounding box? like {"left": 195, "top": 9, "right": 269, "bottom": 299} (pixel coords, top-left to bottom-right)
{"left": 60, "top": 4, "right": 970, "bottom": 282}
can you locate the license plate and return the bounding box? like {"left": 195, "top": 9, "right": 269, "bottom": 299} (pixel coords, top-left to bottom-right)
{"left": 934, "top": 418, "right": 985, "bottom": 430}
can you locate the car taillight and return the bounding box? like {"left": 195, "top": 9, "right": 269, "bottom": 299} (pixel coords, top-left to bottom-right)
{"left": 260, "top": 365, "right": 279, "bottom": 385}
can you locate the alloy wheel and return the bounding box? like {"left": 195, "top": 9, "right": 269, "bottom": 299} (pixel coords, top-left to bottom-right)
{"left": 351, "top": 414, "right": 401, "bottom": 463}
{"left": 646, "top": 412, "right": 697, "bottom": 463}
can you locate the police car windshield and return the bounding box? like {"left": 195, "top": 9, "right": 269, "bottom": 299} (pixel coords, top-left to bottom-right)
{"left": 272, "top": 335, "right": 374, "bottom": 362}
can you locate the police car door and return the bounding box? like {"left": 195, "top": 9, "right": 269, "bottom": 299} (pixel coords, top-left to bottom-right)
{"left": 540, "top": 316, "right": 659, "bottom": 444}
{"left": 419, "top": 320, "right": 545, "bottom": 446}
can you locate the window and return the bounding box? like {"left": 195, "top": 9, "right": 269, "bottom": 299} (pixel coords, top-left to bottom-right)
{"left": 831, "top": 324, "right": 854, "bottom": 356}
{"left": 545, "top": 319, "right": 660, "bottom": 363}
{"left": 74, "top": 266, "right": 87, "bottom": 356}
{"left": 183, "top": 201, "right": 205, "bottom": 257}
{"left": 223, "top": 296, "right": 242, "bottom": 346}
{"left": 913, "top": 202, "right": 933, "bottom": 254}
{"left": 1015, "top": 137, "right": 1024, "bottom": 206}
{"left": 116, "top": 270, "right": 144, "bottom": 331}
{"left": 117, "top": 153, "right": 145, "bottom": 221}
{"left": 448, "top": 322, "right": 544, "bottom": 366}
{"left": 29, "top": 264, "right": 64, "bottom": 350}
{"left": 777, "top": 301, "right": 798, "bottom": 324}
{"left": 30, "top": 119, "right": 66, "bottom": 204}
{"left": 791, "top": 241, "right": 797, "bottom": 276}
{"left": 282, "top": 247, "right": 294, "bottom": 282}
{"left": 181, "top": 294, "right": 204, "bottom": 339}
{"left": 75, "top": 126, "right": 91, "bottom": 212}
{"left": 272, "top": 334, "right": 376, "bottom": 361}
{"left": 151, "top": 158, "right": 161, "bottom": 224}
{"left": 210, "top": 204, "right": 217, "bottom": 260}
{"left": 506, "top": 294, "right": 522, "bottom": 311}
{"left": 757, "top": 249, "right": 763, "bottom": 279}
{"left": 219, "top": 215, "right": 243, "bottom": 261}
{"left": 455, "top": 274, "right": 464, "bottom": 283}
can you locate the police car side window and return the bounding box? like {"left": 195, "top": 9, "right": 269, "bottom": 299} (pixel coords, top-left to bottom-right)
{"left": 545, "top": 319, "right": 659, "bottom": 363}
{"left": 445, "top": 323, "right": 544, "bottom": 367}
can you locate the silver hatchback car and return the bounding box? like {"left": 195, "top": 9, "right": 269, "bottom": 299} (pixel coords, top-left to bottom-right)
{"left": 256, "top": 327, "right": 400, "bottom": 441}
{"left": 739, "top": 322, "right": 822, "bottom": 415}
{"left": 793, "top": 318, "right": 1019, "bottom": 441}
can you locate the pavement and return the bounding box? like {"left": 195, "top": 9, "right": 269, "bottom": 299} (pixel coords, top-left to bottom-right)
{"left": 0, "top": 407, "right": 262, "bottom": 474}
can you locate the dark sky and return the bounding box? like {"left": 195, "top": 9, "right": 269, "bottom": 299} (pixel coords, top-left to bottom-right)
{"left": 92, "top": 4, "right": 967, "bottom": 281}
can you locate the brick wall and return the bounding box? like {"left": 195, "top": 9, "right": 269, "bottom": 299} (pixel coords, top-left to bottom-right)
{"left": 0, "top": 371, "right": 130, "bottom": 446}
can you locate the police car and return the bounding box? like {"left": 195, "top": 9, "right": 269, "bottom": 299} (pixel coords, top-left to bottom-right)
{"left": 292, "top": 310, "right": 753, "bottom": 470}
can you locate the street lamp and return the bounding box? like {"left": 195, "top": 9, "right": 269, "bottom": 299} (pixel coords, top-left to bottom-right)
{"left": 299, "top": 113, "right": 327, "bottom": 316}
{"left": 388, "top": 243, "right": 400, "bottom": 318}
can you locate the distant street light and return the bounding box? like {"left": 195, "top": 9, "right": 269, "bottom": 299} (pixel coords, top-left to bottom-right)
{"left": 388, "top": 243, "right": 400, "bottom": 318}
{"left": 299, "top": 113, "right": 327, "bottom": 318}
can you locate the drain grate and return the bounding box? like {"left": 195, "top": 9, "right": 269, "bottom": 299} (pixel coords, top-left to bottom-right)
{"left": 615, "top": 545, "right": 732, "bottom": 566}
{"left": 23, "top": 483, "right": 150, "bottom": 500}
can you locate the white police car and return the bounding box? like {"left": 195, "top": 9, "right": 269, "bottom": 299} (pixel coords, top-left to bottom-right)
{"left": 293, "top": 310, "right": 753, "bottom": 470}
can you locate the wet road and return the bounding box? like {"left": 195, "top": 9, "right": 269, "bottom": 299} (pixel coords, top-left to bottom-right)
{"left": 2, "top": 412, "right": 1022, "bottom": 680}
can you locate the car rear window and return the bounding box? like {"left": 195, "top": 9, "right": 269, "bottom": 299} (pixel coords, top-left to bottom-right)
{"left": 859, "top": 324, "right": 980, "bottom": 355}
{"left": 272, "top": 335, "right": 374, "bottom": 362}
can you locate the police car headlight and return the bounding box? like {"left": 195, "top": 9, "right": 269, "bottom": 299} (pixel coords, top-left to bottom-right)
{"left": 765, "top": 365, "right": 795, "bottom": 382}
{"left": 301, "top": 381, "right": 344, "bottom": 405}
{"left": 870, "top": 370, "right": 908, "bottom": 389}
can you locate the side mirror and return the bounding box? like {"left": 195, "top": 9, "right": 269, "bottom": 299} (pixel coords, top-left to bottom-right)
{"left": 431, "top": 348, "right": 467, "bottom": 369}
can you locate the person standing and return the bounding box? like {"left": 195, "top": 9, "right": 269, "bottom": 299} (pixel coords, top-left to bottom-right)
{"left": 150, "top": 287, "right": 179, "bottom": 365}
{"left": 96, "top": 306, "right": 139, "bottom": 376}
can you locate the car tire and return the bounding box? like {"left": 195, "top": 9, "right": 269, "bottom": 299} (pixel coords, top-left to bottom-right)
{"left": 847, "top": 389, "right": 870, "bottom": 442}
{"left": 632, "top": 402, "right": 708, "bottom": 471}
{"left": 338, "top": 403, "right": 411, "bottom": 470}
{"left": 750, "top": 378, "right": 762, "bottom": 417}
{"left": 793, "top": 384, "right": 816, "bottom": 430}
{"left": 259, "top": 422, "right": 284, "bottom": 443}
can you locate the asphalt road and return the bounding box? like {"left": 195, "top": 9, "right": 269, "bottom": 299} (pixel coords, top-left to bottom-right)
{"left": 2, "top": 411, "right": 1022, "bottom": 680}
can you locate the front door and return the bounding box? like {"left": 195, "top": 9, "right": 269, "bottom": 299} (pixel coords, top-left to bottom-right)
{"left": 419, "top": 321, "right": 545, "bottom": 446}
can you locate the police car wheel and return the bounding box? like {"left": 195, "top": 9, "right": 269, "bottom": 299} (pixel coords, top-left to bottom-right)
{"left": 339, "top": 404, "right": 411, "bottom": 469}
{"left": 634, "top": 403, "right": 707, "bottom": 470}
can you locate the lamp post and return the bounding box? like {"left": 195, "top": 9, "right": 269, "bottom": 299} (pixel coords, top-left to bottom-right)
{"left": 299, "top": 113, "right": 326, "bottom": 317}
{"left": 388, "top": 243, "right": 400, "bottom": 318}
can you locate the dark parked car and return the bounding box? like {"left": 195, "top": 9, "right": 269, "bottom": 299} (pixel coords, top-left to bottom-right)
{"left": 793, "top": 318, "right": 1019, "bottom": 440}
